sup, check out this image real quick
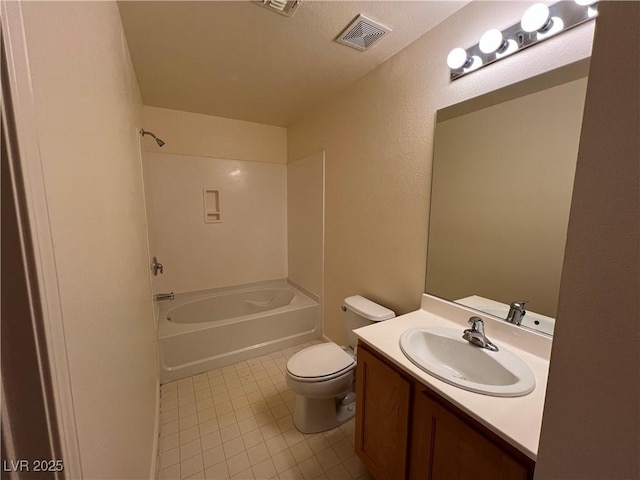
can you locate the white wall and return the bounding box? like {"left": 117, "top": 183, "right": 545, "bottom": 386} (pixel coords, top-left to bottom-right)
{"left": 535, "top": 2, "right": 640, "bottom": 478}
{"left": 20, "top": 2, "right": 158, "bottom": 478}
{"left": 287, "top": 152, "right": 324, "bottom": 297}
{"left": 144, "top": 153, "right": 288, "bottom": 294}
{"left": 142, "top": 106, "right": 287, "bottom": 164}
{"left": 288, "top": 1, "right": 595, "bottom": 344}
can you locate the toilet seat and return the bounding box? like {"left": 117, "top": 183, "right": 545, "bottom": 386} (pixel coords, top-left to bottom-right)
{"left": 287, "top": 343, "right": 355, "bottom": 383}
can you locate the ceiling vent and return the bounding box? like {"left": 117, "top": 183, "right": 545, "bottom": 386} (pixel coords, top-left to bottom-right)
{"left": 256, "top": 0, "right": 301, "bottom": 17}
{"left": 336, "top": 14, "right": 391, "bottom": 51}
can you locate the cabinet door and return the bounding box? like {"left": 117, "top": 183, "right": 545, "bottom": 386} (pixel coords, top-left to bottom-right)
{"left": 355, "top": 344, "right": 412, "bottom": 480}
{"left": 411, "top": 388, "right": 533, "bottom": 480}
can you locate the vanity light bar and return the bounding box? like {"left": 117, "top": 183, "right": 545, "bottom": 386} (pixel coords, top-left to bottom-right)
{"left": 447, "top": 1, "right": 598, "bottom": 81}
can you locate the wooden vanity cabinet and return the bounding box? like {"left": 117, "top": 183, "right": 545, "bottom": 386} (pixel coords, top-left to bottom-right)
{"left": 355, "top": 343, "right": 535, "bottom": 480}
{"left": 355, "top": 341, "right": 412, "bottom": 479}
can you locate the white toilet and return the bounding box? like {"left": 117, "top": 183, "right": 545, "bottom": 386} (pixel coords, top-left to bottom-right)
{"left": 286, "top": 295, "right": 395, "bottom": 433}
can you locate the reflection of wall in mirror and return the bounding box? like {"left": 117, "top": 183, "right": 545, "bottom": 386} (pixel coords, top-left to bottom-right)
{"left": 426, "top": 77, "right": 587, "bottom": 318}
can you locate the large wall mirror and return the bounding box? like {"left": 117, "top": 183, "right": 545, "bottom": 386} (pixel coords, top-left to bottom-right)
{"left": 425, "top": 60, "right": 589, "bottom": 336}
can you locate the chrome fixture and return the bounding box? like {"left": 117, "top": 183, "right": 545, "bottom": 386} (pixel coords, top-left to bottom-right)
{"left": 507, "top": 301, "right": 528, "bottom": 325}
{"left": 154, "top": 292, "right": 175, "bottom": 301}
{"left": 140, "top": 129, "right": 165, "bottom": 147}
{"left": 151, "top": 256, "right": 164, "bottom": 276}
{"left": 447, "top": 0, "right": 598, "bottom": 80}
{"left": 463, "top": 317, "right": 499, "bottom": 352}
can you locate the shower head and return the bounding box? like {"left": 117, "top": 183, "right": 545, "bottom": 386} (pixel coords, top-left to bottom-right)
{"left": 140, "top": 129, "right": 165, "bottom": 147}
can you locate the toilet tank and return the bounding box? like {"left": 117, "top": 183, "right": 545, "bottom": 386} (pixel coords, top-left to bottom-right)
{"left": 343, "top": 295, "right": 395, "bottom": 349}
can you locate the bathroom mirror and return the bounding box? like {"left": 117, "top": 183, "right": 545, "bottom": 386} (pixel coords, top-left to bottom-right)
{"left": 425, "top": 60, "right": 589, "bottom": 336}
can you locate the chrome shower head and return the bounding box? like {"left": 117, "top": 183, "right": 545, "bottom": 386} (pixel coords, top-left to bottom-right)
{"left": 140, "top": 129, "right": 165, "bottom": 147}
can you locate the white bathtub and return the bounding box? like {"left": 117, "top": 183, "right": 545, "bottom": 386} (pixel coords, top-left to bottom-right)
{"left": 157, "top": 280, "right": 319, "bottom": 383}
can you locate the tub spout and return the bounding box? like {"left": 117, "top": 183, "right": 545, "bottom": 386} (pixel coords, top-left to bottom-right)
{"left": 155, "top": 292, "right": 175, "bottom": 301}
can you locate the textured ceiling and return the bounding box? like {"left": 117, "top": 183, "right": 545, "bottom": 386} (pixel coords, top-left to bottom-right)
{"left": 118, "top": 1, "right": 468, "bottom": 126}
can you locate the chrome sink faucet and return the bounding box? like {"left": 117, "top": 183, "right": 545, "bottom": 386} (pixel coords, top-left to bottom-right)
{"left": 507, "top": 301, "right": 528, "bottom": 325}
{"left": 463, "top": 317, "right": 498, "bottom": 352}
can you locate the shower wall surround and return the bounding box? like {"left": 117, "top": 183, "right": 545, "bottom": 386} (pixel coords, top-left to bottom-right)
{"left": 141, "top": 107, "right": 289, "bottom": 294}
{"left": 287, "top": 152, "right": 324, "bottom": 297}
{"left": 143, "top": 153, "right": 287, "bottom": 294}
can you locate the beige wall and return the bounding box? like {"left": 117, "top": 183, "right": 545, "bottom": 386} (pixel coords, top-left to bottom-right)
{"left": 21, "top": 2, "right": 158, "bottom": 478}
{"left": 142, "top": 106, "right": 287, "bottom": 164}
{"left": 143, "top": 152, "right": 288, "bottom": 294}
{"left": 427, "top": 78, "right": 586, "bottom": 317}
{"left": 535, "top": 2, "right": 640, "bottom": 478}
{"left": 287, "top": 152, "right": 324, "bottom": 297}
{"left": 288, "top": 1, "right": 594, "bottom": 345}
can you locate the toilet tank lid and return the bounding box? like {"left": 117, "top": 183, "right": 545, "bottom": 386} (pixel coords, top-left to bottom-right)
{"left": 343, "top": 295, "right": 395, "bottom": 321}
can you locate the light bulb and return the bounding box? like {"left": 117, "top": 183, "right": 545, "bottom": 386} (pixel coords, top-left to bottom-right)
{"left": 447, "top": 48, "right": 470, "bottom": 69}
{"left": 464, "top": 56, "right": 483, "bottom": 72}
{"left": 479, "top": 29, "right": 506, "bottom": 54}
{"left": 575, "top": 0, "right": 597, "bottom": 5}
{"left": 495, "top": 39, "right": 518, "bottom": 59}
{"left": 521, "top": 3, "right": 551, "bottom": 33}
{"left": 537, "top": 17, "right": 564, "bottom": 39}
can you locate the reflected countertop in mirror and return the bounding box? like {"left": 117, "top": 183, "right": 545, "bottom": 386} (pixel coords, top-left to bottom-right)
{"left": 425, "top": 60, "right": 590, "bottom": 336}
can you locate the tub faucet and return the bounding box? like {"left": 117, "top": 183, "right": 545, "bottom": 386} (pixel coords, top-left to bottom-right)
{"left": 463, "top": 317, "right": 498, "bottom": 352}
{"left": 506, "top": 301, "right": 528, "bottom": 325}
{"left": 155, "top": 292, "right": 175, "bottom": 302}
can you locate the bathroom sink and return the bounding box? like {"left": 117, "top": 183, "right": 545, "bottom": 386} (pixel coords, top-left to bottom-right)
{"left": 399, "top": 326, "right": 535, "bottom": 397}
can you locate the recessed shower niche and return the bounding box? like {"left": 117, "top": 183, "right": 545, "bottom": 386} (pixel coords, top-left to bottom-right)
{"left": 203, "top": 188, "right": 222, "bottom": 223}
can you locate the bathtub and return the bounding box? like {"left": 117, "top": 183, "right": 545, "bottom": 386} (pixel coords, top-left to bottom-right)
{"left": 157, "top": 280, "right": 319, "bottom": 383}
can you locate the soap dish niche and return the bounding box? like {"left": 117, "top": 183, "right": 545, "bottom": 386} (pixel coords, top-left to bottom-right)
{"left": 203, "top": 188, "right": 222, "bottom": 223}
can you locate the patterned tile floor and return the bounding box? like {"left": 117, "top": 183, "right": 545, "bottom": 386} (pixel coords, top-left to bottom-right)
{"left": 157, "top": 341, "right": 373, "bottom": 480}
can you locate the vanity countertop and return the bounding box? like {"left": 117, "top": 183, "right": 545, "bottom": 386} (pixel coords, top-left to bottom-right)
{"left": 353, "top": 294, "right": 552, "bottom": 461}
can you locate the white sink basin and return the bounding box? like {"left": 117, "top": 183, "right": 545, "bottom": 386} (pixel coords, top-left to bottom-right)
{"left": 399, "top": 326, "right": 535, "bottom": 397}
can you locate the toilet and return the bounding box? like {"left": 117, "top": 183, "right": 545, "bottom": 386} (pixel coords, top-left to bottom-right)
{"left": 286, "top": 295, "right": 395, "bottom": 433}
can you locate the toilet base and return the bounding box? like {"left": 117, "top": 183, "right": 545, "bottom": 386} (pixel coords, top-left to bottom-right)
{"left": 292, "top": 393, "right": 356, "bottom": 434}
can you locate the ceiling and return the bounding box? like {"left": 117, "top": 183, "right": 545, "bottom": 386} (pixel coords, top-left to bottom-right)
{"left": 118, "top": 1, "right": 468, "bottom": 127}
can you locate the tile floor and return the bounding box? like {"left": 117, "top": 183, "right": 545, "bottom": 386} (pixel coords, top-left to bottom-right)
{"left": 157, "top": 341, "right": 373, "bottom": 480}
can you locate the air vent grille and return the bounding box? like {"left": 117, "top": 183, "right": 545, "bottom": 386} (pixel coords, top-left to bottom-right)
{"left": 255, "top": 0, "right": 301, "bottom": 17}
{"left": 336, "top": 15, "right": 391, "bottom": 51}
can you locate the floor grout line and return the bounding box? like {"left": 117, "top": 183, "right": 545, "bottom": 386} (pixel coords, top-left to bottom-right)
{"left": 157, "top": 340, "right": 372, "bottom": 480}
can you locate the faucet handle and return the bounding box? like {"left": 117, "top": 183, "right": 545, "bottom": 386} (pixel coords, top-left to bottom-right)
{"left": 467, "top": 316, "right": 484, "bottom": 331}
{"left": 152, "top": 256, "right": 164, "bottom": 276}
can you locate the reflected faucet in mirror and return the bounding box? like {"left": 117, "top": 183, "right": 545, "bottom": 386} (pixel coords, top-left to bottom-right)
{"left": 507, "top": 301, "right": 528, "bottom": 325}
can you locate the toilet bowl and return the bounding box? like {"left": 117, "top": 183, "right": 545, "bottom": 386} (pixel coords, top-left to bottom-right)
{"left": 286, "top": 295, "right": 395, "bottom": 433}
